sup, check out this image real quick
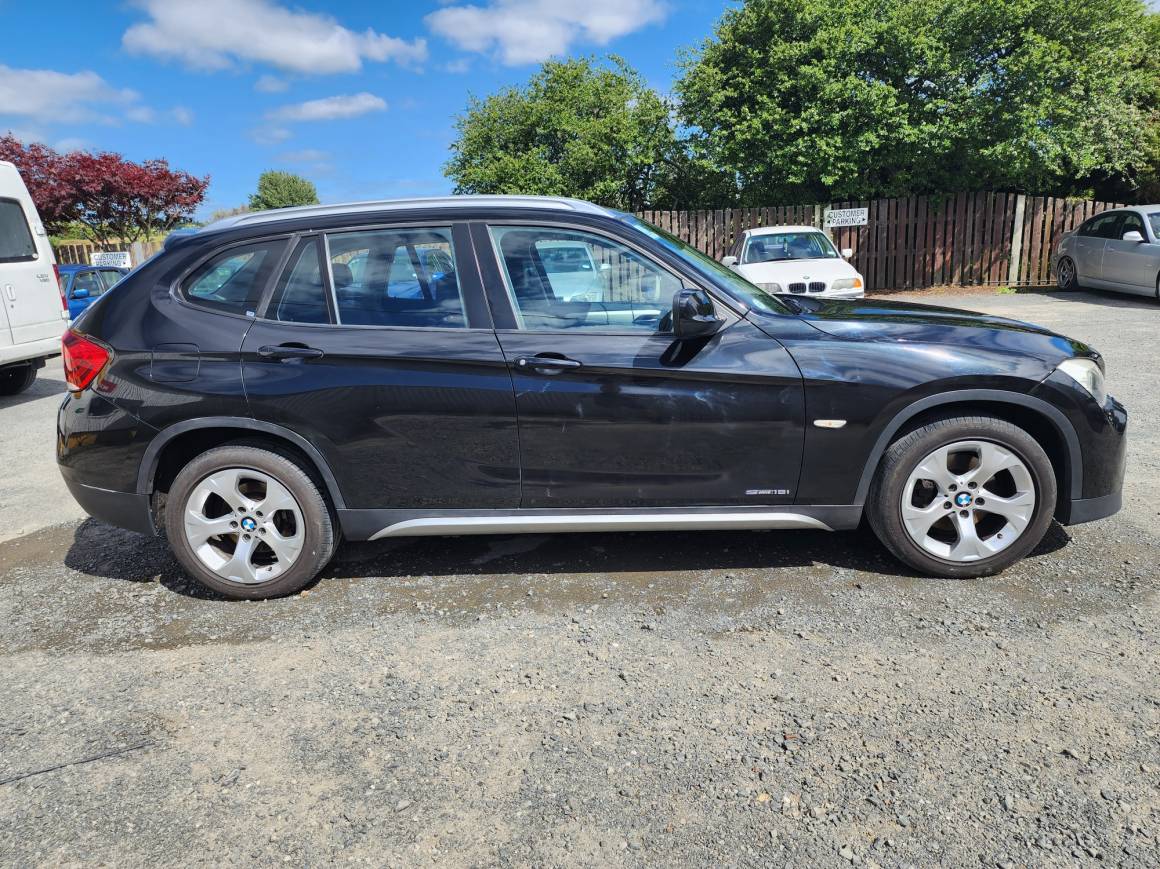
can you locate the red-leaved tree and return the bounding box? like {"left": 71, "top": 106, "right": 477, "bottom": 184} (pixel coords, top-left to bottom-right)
{"left": 0, "top": 135, "right": 209, "bottom": 247}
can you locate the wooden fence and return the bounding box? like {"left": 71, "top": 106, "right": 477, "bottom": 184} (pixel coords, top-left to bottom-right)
{"left": 638, "top": 193, "right": 1125, "bottom": 292}
{"left": 53, "top": 240, "right": 161, "bottom": 267}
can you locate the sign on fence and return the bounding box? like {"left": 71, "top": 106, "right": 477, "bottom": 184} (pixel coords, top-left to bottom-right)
{"left": 90, "top": 251, "right": 132, "bottom": 269}
{"left": 824, "top": 207, "right": 869, "bottom": 228}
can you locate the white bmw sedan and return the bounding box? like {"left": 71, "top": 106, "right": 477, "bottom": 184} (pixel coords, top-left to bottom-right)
{"left": 1054, "top": 206, "right": 1160, "bottom": 300}
{"left": 722, "top": 225, "right": 865, "bottom": 299}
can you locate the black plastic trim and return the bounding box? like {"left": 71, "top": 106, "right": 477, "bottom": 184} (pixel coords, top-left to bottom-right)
{"left": 62, "top": 474, "right": 155, "bottom": 536}
{"left": 1059, "top": 491, "right": 1121, "bottom": 526}
{"left": 137, "top": 417, "right": 347, "bottom": 508}
{"left": 853, "top": 389, "right": 1083, "bottom": 504}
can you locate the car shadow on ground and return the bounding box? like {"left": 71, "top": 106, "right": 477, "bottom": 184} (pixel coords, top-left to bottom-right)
{"left": 0, "top": 370, "right": 68, "bottom": 410}
{"left": 1015, "top": 289, "right": 1158, "bottom": 309}
{"left": 58, "top": 516, "right": 1073, "bottom": 602}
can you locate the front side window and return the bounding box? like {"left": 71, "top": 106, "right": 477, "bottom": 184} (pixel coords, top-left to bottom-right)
{"left": 181, "top": 240, "right": 286, "bottom": 315}
{"left": 1120, "top": 212, "right": 1146, "bottom": 238}
{"left": 1148, "top": 212, "right": 1160, "bottom": 240}
{"left": 489, "top": 225, "right": 683, "bottom": 332}
{"left": 0, "top": 198, "right": 36, "bottom": 263}
{"left": 744, "top": 231, "right": 838, "bottom": 264}
{"left": 327, "top": 227, "right": 464, "bottom": 328}
{"left": 72, "top": 270, "right": 103, "bottom": 296}
{"left": 267, "top": 238, "right": 329, "bottom": 324}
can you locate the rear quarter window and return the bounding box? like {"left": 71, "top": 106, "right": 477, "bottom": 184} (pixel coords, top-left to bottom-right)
{"left": 179, "top": 239, "right": 287, "bottom": 315}
{"left": 0, "top": 198, "right": 37, "bottom": 263}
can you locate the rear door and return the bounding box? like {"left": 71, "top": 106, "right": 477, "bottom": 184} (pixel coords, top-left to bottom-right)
{"left": 0, "top": 195, "right": 62, "bottom": 345}
{"left": 474, "top": 221, "right": 805, "bottom": 509}
{"left": 1073, "top": 212, "right": 1122, "bottom": 282}
{"left": 241, "top": 223, "right": 520, "bottom": 512}
{"left": 1101, "top": 211, "right": 1156, "bottom": 293}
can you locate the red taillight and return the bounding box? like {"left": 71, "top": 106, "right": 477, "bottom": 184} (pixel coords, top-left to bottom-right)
{"left": 62, "top": 330, "right": 110, "bottom": 392}
{"left": 54, "top": 264, "right": 66, "bottom": 314}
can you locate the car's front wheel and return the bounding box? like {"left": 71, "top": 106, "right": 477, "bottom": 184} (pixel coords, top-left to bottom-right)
{"left": 165, "top": 444, "right": 337, "bottom": 599}
{"left": 867, "top": 416, "right": 1057, "bottom": 578}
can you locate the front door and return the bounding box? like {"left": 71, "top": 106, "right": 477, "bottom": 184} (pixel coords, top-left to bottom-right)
{"left": 473, "top": 222, "right": 805, "bottom": 509}
{"left": 1101, "top": 211, "right": 1155, "bottom": 293}
{"left": 241, "top": 225, "right": 520, "bottom": 511}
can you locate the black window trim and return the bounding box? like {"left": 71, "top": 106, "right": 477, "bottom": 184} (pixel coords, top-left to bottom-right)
{"left": 0, "top": 196, "right": 39, "bottom": 264}
{"left": 476, "top": 217, "right": 739, "bottom": 337}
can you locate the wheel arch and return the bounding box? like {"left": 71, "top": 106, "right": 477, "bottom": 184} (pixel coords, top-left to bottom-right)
{"left": 138, "top": 417, "right": 346, "bottom": 509}
{"left": 855, "top": 390, "right": 1082, "bottom": 509}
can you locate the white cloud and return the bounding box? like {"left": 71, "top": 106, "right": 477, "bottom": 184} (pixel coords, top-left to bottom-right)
{"left": 171, "top": 106, "right": 194, "bottom": 126}
{"left": 267, "top": 93, "right": 386, "bottom": 122}
{"left": 0, "top": 64, "right": 141, "bottom": 124}
{"left": 255, "top": 74, "right": 289, "bottom": 93}
{"left": 249, "top": 126, "right": 292, "bottom": 145}
{"left": 425, "top": 0, "right": 668, "bottom": 65}
{"left": 123, "top": 0, "right": 427, "bottom": 74}
{"left": 278, "top": 148, "right": 329, "bottom": 163}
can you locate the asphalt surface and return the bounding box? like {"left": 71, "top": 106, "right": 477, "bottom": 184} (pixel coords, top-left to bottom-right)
{"left": 1, "top": 289, "right": 1157, "bottom": 867}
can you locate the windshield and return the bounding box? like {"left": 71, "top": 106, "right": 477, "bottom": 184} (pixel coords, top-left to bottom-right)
{"left": 1149, "top": 212, "right": 1160, "bottom": 240}
{"left": 617, "top": 214, "right": 790, "bottom": 314}
{"left": 744, "top": 231, "right": 838, "bottom": 264}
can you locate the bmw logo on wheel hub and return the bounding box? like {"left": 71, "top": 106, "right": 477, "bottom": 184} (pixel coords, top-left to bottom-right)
{"left": 240, "top": 516, "right": 257, "bottom": 532}
{"left": 954, "top": 492, "right": 973, "bottom": 508}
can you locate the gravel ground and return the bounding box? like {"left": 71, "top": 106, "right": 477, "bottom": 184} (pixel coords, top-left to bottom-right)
{"left": 1, "top": 289, "right": 1157, "bottom": 867}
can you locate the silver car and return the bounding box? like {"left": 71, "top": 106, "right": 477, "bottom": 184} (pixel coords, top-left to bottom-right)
{"left": 1054, "top": 206, "right": 1160, "bottom": 300}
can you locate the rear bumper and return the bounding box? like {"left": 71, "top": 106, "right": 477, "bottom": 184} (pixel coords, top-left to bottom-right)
{"left": 60, "top": 468, "right": 154, "bottom": 536}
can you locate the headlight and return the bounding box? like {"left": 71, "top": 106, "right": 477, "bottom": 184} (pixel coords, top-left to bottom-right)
{"left": 1057, "top": 357, "right": 1107, "bottom": 405}
{"left": 758, "top": 282, "right": 784, "bottom": 293}
{"left": 831, "top": 277, "right": 864, "bottom": 291}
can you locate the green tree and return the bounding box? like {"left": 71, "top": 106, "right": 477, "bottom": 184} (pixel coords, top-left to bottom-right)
{"left": 445, "top": 56, "right": 727, "bottom": 210}
{"left": 677, "top": 0, "right": 1160, "bottom": 203}
{"left": 248, "top": 171, "right": 319, "bottom": 210}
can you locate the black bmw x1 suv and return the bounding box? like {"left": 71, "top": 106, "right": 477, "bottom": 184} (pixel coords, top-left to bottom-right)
{"left": 58, "top": 196, "right": 1127, "bottom": 599}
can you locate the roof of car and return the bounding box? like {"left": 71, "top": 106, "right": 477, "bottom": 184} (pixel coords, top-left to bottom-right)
{"left": 201, "top": 195, "right": 615, "bottom": 234}
{"left": 745, "top": 225, "right": 823, "bottom": 235}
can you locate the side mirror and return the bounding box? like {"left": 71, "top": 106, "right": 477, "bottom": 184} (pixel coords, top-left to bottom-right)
{"left": 671, "top": 289, "right": 723, "bottom": 339}
{"left": 1122, "top": 230, "right": 1145, "bottom": 243}
{"left": 721, "top": 255, "right": 738, "bottom": 268}
{"left": 841, "top": 248, "right": 853, "bottom": 259}
{"left": 71, "top": 288, "right": 90, "bottom": 300}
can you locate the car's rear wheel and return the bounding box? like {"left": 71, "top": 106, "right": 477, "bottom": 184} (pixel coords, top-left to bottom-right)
{"left": 0, "top": 363, "right": 36, "bottom": 396}
{"left": 867, "top": 416, "right": 1056, "bottom": 578}
{"left": 164, "top": 445, "right": 336, "bottom": 599}
{"left": 1056, "top": 256, "right": 1078, "bottom": 291}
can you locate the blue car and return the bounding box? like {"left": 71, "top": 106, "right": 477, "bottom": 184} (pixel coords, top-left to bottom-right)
{"left": 58, "top": 264, "right": 127, "bottom": 319}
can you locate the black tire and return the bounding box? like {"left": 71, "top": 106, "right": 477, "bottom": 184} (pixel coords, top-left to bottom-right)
{"left": 0, "top": 363, "right": 36, "bottom": 396}
{"left": 164, "top": 444, "right": 336, "bottom": 599}
{"left": 1056, "top": 256, "right": 1079, "bottom": 291}
{"left": 867, "top": 416, "right": 1057, "bottom": 578}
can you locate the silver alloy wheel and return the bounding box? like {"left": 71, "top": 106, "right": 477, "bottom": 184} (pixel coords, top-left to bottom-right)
{"left": 1058, "top": 257, "right": 1075, "bottom": 289}
{"left": 183, "top": 467, "right": 305, "bottom": 584}
{"left": 900, "top": 440, "right": 1036, "bottom": 563}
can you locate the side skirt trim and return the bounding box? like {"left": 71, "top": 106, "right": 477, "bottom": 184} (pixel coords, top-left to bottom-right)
{"left": 358, "top": 509, "right": 846, "bottom": 541}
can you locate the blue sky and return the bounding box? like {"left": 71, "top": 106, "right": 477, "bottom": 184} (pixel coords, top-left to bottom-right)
{"left": 0, "top": 0, "right": 729, "bottom": 218}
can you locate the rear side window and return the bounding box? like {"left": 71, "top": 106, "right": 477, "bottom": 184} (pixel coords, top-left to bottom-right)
{"left": 0, "top": 198, "right": 36, "bottom": 263}
{"left": 1081, "top": 212, "right": 1123, "bottom": 239}
{"left": 181, "top": 239, "right": 287, "bottom": 315}
{"left": 1120, "top": 212, "right": 1146, "bottom": 238}
{"left": 266, "top": 238, "right": 330, "bottom": 324}
{"left": 327, "top": 227, "right": 464, "bottom": 328}
{"left": 99, "top": 270, "right": 124, "bottom": 290}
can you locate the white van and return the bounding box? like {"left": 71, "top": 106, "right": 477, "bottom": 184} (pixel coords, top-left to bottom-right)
{"left": 0, "top": 160, "right": 69, "bottom": 395}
